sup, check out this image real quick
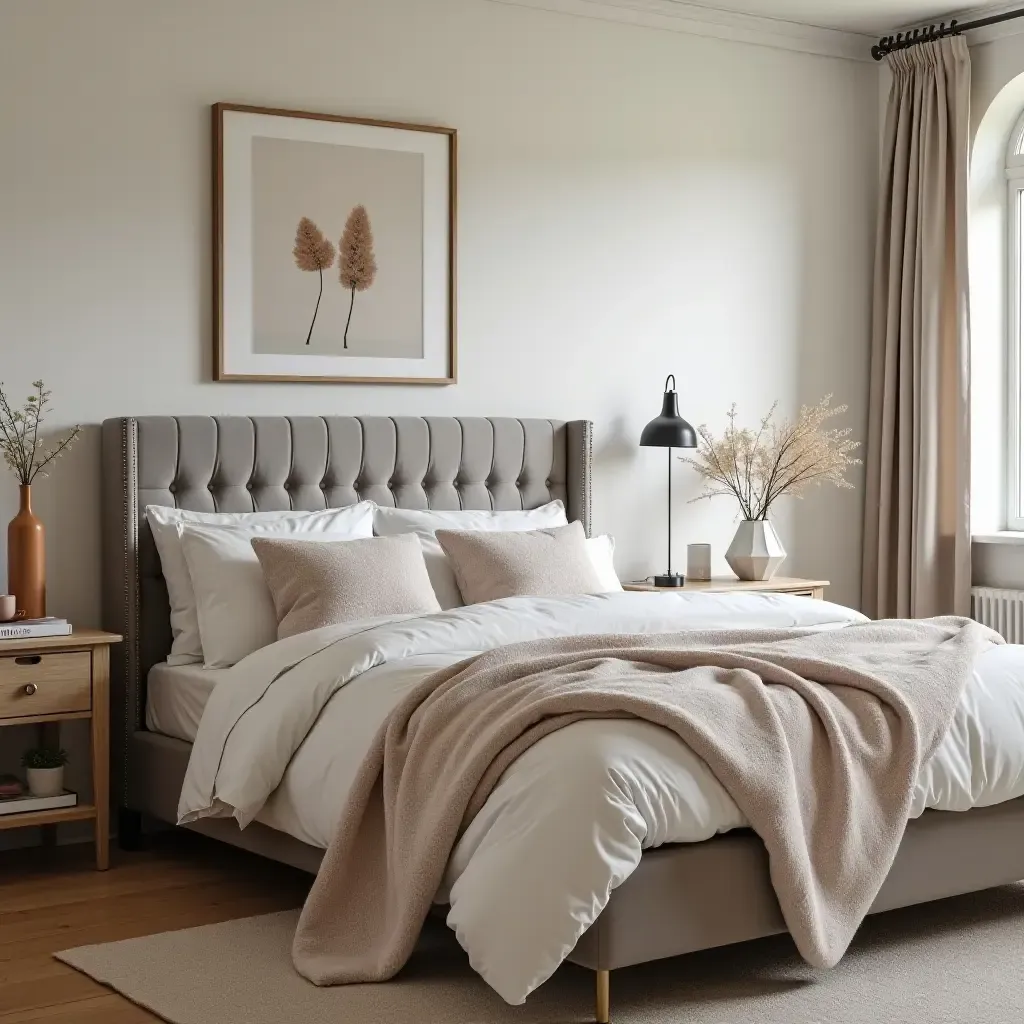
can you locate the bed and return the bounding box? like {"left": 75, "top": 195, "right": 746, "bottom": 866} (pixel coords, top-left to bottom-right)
{"left": 100, "top": 413, "right": 592, "bottom": 873}
{"left": 101, "top": 414, "right": 1024, "bottom": 1022}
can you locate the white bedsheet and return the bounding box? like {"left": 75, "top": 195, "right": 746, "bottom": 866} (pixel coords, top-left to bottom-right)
{"left": 176, "top": 593, "right": 1024, "bottom": 1004}
{"left": 146, "top": 662, "right": 227, "bottom": 742}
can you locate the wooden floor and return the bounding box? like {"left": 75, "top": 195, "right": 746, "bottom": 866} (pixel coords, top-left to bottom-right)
{"left": 0, "top": 832, "right": 312, "bottom": 1022}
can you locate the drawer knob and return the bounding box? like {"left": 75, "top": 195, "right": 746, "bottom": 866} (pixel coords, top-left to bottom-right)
{"left": 23, "top": 683, "right": 37, "bottom": 696}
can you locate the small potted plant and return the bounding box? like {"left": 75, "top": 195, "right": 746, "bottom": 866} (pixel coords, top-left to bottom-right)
{"left": 21, "top": 747, "right": 69, "bottom": 798}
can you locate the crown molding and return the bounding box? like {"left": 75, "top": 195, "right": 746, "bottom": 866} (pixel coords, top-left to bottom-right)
{"left": 888, "top": 3, "right": 1024, "bottom": 45}
{"left": 945, "top": 2, "right": 1024, "bottom": 46}
{"left": 486, "top": 0, "right": 875, "bottom": 62}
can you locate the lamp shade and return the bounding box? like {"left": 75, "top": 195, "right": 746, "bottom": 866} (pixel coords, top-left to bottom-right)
{"left": 640, "top": 375, "right": 697, "bottom": 449}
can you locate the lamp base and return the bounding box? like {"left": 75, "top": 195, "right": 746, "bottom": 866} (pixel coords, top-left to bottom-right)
{"left": 653, "top": 573, "right": 685, "bottom": 588}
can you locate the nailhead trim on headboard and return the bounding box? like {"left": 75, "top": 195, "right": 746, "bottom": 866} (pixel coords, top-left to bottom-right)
{"left": 582, "top": 421, "right": 593, "bottom": 538}
{"left": 122, "top": 417, "right": 140, "bottom": 805}
{"left": 119, "top": 418, "right": 131, "bottom": 805}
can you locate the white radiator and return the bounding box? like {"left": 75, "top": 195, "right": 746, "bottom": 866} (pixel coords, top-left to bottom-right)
{"left": 971, "top": 586, "right": 1024, "bottom": 643}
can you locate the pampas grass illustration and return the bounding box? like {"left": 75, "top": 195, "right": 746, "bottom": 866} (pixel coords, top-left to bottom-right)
{"left": 293, "top": 217, "right": 336, "bottom": 345}
{"left": 338, "top": 205, "right": 377, "bottom": 349}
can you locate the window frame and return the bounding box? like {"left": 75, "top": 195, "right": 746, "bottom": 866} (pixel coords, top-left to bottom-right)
{"left": 1006, "top": 110, "right": 1024, "bottom": 530}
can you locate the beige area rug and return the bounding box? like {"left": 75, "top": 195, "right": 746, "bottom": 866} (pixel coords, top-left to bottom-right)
{"left": 57, "top": 885, "right": 1024, "bottom": 1023}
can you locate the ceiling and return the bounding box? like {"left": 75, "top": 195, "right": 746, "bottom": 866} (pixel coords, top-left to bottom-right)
{"left": 673, "top": 1, "right": 1009, "bottom": 35}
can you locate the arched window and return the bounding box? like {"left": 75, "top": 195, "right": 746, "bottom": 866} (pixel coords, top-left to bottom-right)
{"left": 1005, "top": 109, "right": 1024, "bottom": 529}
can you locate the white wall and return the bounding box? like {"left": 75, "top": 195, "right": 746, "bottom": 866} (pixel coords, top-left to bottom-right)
{"left": 0, "top": 0, "right": 878, "bottom": 628}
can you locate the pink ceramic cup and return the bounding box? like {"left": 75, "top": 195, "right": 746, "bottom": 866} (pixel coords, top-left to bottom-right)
{"left": 0, "top": 595, "right": 18, "bottom": 622}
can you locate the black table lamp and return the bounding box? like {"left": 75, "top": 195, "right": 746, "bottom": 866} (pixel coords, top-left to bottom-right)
{"left": 640, "top": 375, "right": 697, "bottom": 587}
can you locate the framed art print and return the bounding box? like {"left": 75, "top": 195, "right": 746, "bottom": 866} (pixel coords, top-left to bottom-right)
{"left": 212, "top": 103, "right": 456, "bottom": 384}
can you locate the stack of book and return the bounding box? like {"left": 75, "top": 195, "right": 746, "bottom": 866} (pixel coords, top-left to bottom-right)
{"left": 0, "top": 616, "right": 72, "bottom": 640}
{"left": 0, "top": 774, "right": 78, "bottom": 815}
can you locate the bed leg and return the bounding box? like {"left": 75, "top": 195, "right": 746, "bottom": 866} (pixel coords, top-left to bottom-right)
{"left": 595, "top": 969, "right": 610, "bottom": 1023}
{"left": 117, "top": 808, "right": 146, "bottom": 851}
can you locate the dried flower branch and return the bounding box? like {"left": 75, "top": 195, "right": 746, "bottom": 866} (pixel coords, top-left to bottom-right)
{"left": 293, "top": 217, "right": 336, "bottom": 346}
{"left": 681, "top": 395, "right": 861, "bottom": 521}
{"left": 0, "top": 381, "right": 81, "bottom": 485}
{"left": 338, "top": 204, "right": 377, "bottom": 349}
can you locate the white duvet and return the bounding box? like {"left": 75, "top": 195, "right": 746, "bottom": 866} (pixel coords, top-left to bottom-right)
{"left": 178, "top": 592, "right": 1024, "bottom": 1004}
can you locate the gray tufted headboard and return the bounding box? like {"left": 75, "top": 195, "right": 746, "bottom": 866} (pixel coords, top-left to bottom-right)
{"left": 100, "top": 415, "right": 592, "bottom": 804}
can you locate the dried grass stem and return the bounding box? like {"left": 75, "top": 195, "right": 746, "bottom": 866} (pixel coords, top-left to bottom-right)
{"left": 0, "top": 381, "right": 81, "bottom": 485}
{"left": 681, "top": 395, "right": 861, "bottom": 521}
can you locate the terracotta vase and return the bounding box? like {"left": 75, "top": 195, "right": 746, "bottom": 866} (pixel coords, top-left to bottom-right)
{"left": 8, "top": 484, "right": 45, "bottom": 619}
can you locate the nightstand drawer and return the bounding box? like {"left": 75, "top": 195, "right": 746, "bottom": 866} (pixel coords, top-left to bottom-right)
{"left": 0, "top": 651, "right": 92, "bottom": 719}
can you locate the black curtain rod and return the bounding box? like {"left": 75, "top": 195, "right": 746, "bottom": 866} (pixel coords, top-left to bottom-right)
{"left": 872, "top": 6, "right": 1024, "bottom": 60}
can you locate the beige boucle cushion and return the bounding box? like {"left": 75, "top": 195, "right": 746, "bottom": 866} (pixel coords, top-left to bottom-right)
{"left": 251, "top": 533, "right": 441, "bottom": 639}
{"left": 434, "top": 521, "right": 604, "bottom": 604}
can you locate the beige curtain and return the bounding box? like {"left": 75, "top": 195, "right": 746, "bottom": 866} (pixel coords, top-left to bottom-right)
{"left": 862, "top": 37, "right": 972, "bottom": 619}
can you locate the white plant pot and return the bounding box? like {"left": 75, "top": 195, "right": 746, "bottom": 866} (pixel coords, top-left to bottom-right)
{"left": 26, "top": 766, "right": 64, "bottom": 798}
{"left": 726, "top": 520, "right": 787, "bottom": 581}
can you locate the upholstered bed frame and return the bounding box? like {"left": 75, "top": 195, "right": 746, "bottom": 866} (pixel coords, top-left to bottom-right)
{"left": 100, "top": 415, "right": 592, "bottom": 864}
{"left": 101, "top": 414, "right": 1024, "bottom": 1023}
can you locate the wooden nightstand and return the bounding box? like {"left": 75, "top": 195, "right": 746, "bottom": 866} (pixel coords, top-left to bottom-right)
{"left": 0, "top": 629, "right": 121, "bottom": 869}
{"left": 624, "top": 577, "right": 829, "bottom": 600}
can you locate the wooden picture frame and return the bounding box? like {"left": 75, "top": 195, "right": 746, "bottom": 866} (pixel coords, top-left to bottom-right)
{"left": 212, "top": 103, "right": 457, "bottom": 384}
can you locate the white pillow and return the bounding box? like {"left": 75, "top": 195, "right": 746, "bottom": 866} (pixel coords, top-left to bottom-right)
{"left": 373, "top": 502, "right": 569, "bottom": 608}
{"left": 178, "top": 525, "right": 277, "bottom": 668}
{"left": 146, "top": 503, "right": 375, "bottom": 665}
{"left": 586, "top": 535, "right": 622, "bottom": 592}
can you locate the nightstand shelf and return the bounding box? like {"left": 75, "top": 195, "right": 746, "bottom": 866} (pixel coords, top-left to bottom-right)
{"left": 1, "top": 710, "right": 94, "bottom": 726}
{"left": 0, "top": 802, "right": 97, "bottom": 830}
{"left": 624, "top": 576, "right": 829, "bottom": 600}
{"left": 0, "top": 628, "right": 121, "bottom": 869}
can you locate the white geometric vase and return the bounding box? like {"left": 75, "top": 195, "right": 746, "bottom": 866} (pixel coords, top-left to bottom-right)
{"left": 725, "top": 520, "right": 786, "bottom": 581}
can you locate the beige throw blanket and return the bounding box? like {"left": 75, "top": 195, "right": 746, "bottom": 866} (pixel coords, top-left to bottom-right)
{"left": 293, "top": 617, "right": 999, "bottom": 984}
